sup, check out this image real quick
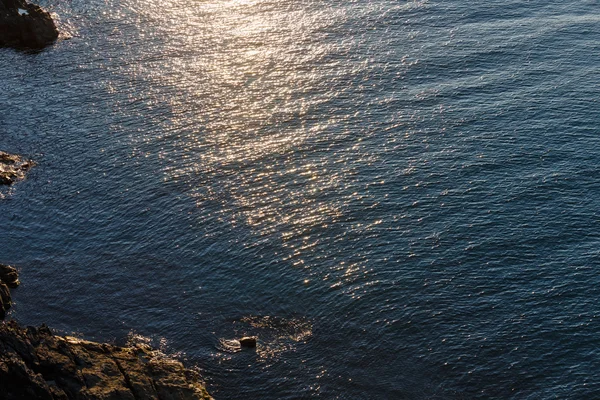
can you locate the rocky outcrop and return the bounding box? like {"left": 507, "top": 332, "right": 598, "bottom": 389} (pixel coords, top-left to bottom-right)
{"left": 0, "top": 151, "right": 33, "bottom": 185}
{"left": 0, "top": 321, "right": 214, "bottom": 400}
{"left": 0, "top": 264, "right": 18, "bottom": 319}
{"left": 0, "top": 263, "right": 19, "bottom": 288}
{"left": 0, "top": 0, "right": 58, "bottom": 49}
{"left": 0, "top": 265, "right": 212, "bottom": 399}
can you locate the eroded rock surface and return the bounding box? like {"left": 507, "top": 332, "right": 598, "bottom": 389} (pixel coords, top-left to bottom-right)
{"left": 0, "top": 263, "right": 20, "bottom": 288}
{"left": 0, "top": 0, "right": 58, "bottom": 49}
{"left": 0, "top": 321, "right": 213, "bottom": 400}
{"left": 0, "top": 263, "right": 18, "bottom": 319}
{"left": 0, "top": 151, "right": 33, "bottom": 185}
{"left": 0, "top": 266, "right": 212, "bottom": 399}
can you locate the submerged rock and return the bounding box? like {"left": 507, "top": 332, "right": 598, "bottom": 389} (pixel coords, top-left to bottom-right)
{"left": 0, "top": 321, "right": 214, "bottom": 400}
{"left": 0, "top": 0, "right": 58, "bottom": 49}
{"left": 0, "top": 151, "right": 33, "bottom": 185}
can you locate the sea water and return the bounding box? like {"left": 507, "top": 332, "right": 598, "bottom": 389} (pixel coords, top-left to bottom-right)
{"left": 1, "top": 0, "right": 600, "bottom": 398}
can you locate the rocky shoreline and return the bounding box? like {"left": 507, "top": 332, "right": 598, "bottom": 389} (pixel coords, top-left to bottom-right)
{"left": 0, "top": 321, "right": 213, "bottom": 400}
{"left": 0, "top": 155, "right": 213, "bottom": 399}
{"left": 2, "top": 4, "right": 214, "bottom": 398}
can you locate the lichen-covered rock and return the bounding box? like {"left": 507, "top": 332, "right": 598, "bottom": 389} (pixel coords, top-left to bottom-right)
{"left": 0, "top": 0, "right": 58, "bottom": 49}
{"left": 0, "top": 151, "right": 33, "bottom": 185}
{"left": 0, "top": 321, "right": 213, "bottom": 400}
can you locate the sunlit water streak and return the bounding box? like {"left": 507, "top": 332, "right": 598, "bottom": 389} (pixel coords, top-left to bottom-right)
{"left": 1, "top": 0, "right": 600, "bottom": 398}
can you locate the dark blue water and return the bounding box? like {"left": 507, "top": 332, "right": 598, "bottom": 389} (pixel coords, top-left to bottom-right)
{"left": 2, "top": 0, "right": 600, "bottom": 398}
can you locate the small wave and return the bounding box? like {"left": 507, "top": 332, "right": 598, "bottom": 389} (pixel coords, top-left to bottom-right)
{"left": 216, "top": 315, "right": 312, "bottom": 359}
{"left": 217, "top": 338, "right": 243, "bottom": 353}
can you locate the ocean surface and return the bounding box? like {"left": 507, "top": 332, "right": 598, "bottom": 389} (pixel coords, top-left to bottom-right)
{"left": 1, "top": 0, "right": 600, "bottom": 398}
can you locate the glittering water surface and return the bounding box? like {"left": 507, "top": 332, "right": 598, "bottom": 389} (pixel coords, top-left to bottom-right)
{"left": 1, "top": 0, "right": 600, "bottom": 398}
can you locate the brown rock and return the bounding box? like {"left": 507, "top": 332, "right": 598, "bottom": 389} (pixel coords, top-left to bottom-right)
{"left": 0, "top": 152, "right": 33, "bottom": 185}
{"left": 0, "top": 264, "right": 18, "bottom": 320}
{"left": 0, "top": 321, "right": 213, "bottom": 399}
{"left": 0, "top": 282, "right": 11, "bottom": 311}
{"left": 239, "top": 336, "right": 257, "bottom": 348}
{"left": 0, "top": 263, "right": 20, "bottom": 288}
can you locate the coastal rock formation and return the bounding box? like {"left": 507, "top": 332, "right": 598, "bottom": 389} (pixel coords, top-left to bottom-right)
{"left": 0, "top": 151, "right": 33, "bottom": 184}
{"left": 0, "top": 282, "right": 11, "bottom": 319}
{"left": 0, "top": 0, "right": 58, "bottom": 49}
{"left": 0, "top": 263, "right": 20, "bottom": 288}
{"left": 0, "top": 321, "right": 213, "bottom": 400}
{"left": 0, "top": 264, "right": 18, "bottom": 319}
{"left": 0, "top": 267, "right": 212, "bottom": 399}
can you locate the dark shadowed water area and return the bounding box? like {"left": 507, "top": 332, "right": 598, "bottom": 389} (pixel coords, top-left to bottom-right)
{"left": 1, "top": 0, "right": 600, "bottom": 398}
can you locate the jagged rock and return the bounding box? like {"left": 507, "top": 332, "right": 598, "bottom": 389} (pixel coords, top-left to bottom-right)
{"left": 0, "top": 151, "right": 33, "bottom": 185}
{"left": 0, "top": 321, "right": 213, "bottom": 400}
{"left": 239, "top": 336, "right": 257, "bottom": 348}
{"left": 0, "top": 0, "right": 58, "bottom": 49}
{"left": 0, "top": 283, "right": 9, "bottom": 319}
{"left": 0, "top": 264, "right": 17, "bottom": 320}
{"left": 0, "top": 263, "right": 20, "bottom": 288}
{"left": 0, "top": 282, "right": 11, "bottom": 309}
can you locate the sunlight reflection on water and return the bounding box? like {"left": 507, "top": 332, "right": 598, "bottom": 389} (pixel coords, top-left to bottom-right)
{"left": 5, "top": 0, "right": 599, "bottom": 398}
{"left": 122, "top": 0, "right": 385, "bottom": 289}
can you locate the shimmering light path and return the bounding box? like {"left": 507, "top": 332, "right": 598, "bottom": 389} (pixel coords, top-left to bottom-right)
{"left": 1, "top": 0, "right": 600, "bottom": 398}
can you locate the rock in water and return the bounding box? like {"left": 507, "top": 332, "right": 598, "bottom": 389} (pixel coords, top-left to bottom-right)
{"left": 0, "top": 284, "right": 9, "bottom": 319}
{"left": 0, "top": 152, "right": 33, "bottom": 185}
{"left": 0, "top": 0, "right": 58, "bottom": 49}
{"left": 239, "top": 336, "right": 257, "bottom": 348}
{"left": 0, "top": 264, "right": 19, "bottom": 288}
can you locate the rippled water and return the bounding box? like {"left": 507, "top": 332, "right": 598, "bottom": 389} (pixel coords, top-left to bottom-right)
{"left": 1, "top": 0, "right": 600, "bottom": 398}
